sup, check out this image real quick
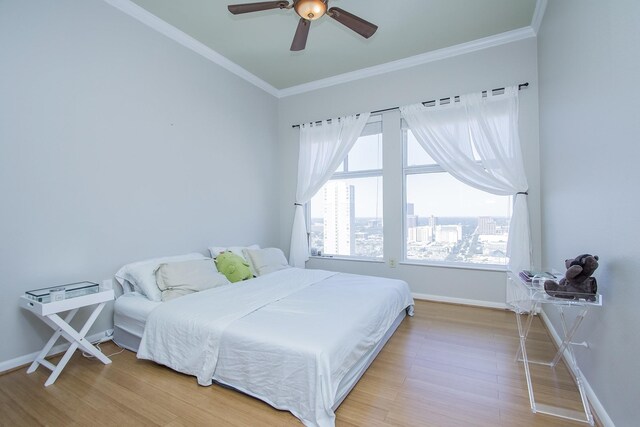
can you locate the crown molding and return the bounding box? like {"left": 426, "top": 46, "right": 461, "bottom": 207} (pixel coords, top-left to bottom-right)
{"left": 531, "top": 0, "right": 548, "bottom": 35}
{"left": 103, "top": 0, "right": 280, "bottom": 97}
{"left": 104, "top": 0, "right": 536, "bottom": 99}
{"left": 278, "top": 26, "right": 536, "bottom": 97}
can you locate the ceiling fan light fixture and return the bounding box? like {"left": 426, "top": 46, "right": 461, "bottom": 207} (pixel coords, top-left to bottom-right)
{"left": 294, "top": 0, "right": 327, "bottom": 20}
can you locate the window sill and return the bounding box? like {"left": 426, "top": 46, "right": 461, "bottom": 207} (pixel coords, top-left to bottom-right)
{"left": 308, "top": 256, "right": 507, "bottom": 272}
{"left": 400, "top": 260, "right": 507, "bottom": 272}
{"left": 308, "top": 256, "right": 384, "bottom": 264}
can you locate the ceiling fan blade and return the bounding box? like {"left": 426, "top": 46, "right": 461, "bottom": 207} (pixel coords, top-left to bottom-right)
{"left": 327, "top": 7, "right": 377, "bottom": 39}
{"left": 290, "top": 18, "right": 311, "bottom": 51}
{"left": 228, "top": 1, "right": 289, "bottom": 15}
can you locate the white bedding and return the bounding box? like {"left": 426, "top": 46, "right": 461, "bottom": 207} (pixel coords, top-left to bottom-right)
{"left": 137, "top": 268, "right": 414, "bottom": 427}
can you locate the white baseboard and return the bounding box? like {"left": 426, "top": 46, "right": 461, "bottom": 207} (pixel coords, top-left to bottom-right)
{"left": 412, "top": 292, "right": 507, "bottom": 310}
{"left": 0, "top": 330, "right": 112, "bottom": 374}
{"left": 538, "top": 310, "right": 614, "bottom": 427}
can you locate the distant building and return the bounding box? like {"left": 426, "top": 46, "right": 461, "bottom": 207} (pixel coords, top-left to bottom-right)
{"left": 323, "top": 181, "right": 355, "bottom": 255}
{"left": 408, "top": 225, "right": 433, "bottom": 243}
{"left": 435, "top": 224, "right": 461, "bottom": 243}
{"left": 407, "top": 227, "right": 416, "bottom": 243}
{"left": 428, "top": 215, "right": 436, "bottom": 228}
{"left": 406, "top": 203, "right": 418, "bottom": 229}
{"left": 478, "top": 234, "right": 508, "bottom": 256}
{"left": 416, "top": 226, "right": 433, "bottom": 242}
{"left": 367, "top": 218, "right": 382, "bottom": 228}
{"left": 478, "top": 216, "right": 497, "bottom": 235}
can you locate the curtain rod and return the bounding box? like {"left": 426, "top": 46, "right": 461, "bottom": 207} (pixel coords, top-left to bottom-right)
{"left": 291, "top": 82, "right": 529, "bottom": 128}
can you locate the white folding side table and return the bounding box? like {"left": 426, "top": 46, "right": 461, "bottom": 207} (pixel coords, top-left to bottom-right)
{"left": 507, "top": 273, "right": 602, "bottom": 425}
{"left": 20, "top": 286, "right": 115, "bottom": 386}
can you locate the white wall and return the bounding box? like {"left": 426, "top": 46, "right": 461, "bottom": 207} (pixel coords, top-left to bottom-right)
{"left": 0, "top": 0, "right": 279, "bottom": 364}
{"left": 537, "top": 1, "right": 640, "bottom": 425}
{"left": 277, "top": 38, "right": 540, "bottom": 305}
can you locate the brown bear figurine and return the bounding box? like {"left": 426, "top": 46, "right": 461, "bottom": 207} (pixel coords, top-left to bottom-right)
{"left": 544, "top": 254, "right": 599, "bottom": 301}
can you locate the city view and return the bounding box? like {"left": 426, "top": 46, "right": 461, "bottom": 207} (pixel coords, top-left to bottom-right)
{"left": 309, "top": 182, "right": 510, "bottom": 265}
{"left": 405, "top": 211, "right": 510, "bottom": 265}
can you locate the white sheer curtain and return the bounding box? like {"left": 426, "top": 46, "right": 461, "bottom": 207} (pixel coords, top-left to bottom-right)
{"left": 289, "top": 113, "right": 370, "bottom": 268}
{"left": 400, "top": 86, "right": 531, "bottom": 273}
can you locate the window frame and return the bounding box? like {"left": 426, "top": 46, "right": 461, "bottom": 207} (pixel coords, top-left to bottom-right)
{"left": 306, "top": 116, "right": 384, "bottom": 260}
{"left": 401, "top": 126, "right": 509, "bottom": 270}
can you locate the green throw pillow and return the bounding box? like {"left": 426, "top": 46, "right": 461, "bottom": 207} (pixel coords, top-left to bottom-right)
{"left": 215, "top": 251, "right": 253, "bottom": 283}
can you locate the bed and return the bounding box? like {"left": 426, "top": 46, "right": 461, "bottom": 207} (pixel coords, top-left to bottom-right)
{"left": 114, "top": 262, "right": 414, "bottom": 427}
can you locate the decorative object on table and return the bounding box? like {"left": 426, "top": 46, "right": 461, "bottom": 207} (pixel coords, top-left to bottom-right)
{"left": 25, "top": 281, "right": 100, "bottom": 303}
{"left": 519, "top": 270, "right": 555, "bottom": 283}
{"left": 49, "top": 287, "right": 66, "bottom": 302}
{"left": 532, "top": 274, "right": 551, "bottom": 289}
{"left": 544, "top": 254, "right": 599, "bottom": 301}
{"left": 215, "top": 251, "right": 253, "bottom": 282}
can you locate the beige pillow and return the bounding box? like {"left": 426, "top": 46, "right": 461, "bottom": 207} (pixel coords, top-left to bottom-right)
{"left": 243, "top": 247, "right": 290, "bottom": 276}
{"left": 155, "top": 259, "right": 230, "bottom": 301}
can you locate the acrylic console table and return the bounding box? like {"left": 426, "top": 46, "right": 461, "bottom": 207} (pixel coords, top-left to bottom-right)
{"left": 20, "top": 285, "right": 114, "bottom": 386}
{"left": 506, "top": 272, "right": 602, "bottom": 425}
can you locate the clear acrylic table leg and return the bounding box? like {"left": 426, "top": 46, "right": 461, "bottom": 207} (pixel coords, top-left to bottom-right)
{"left": 515, "top": 303, "right": 595, "bottom": 425}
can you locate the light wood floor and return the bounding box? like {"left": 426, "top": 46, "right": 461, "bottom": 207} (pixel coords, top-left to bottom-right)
{"left": 0, "top": 300, "right": 596, "bottom": 426}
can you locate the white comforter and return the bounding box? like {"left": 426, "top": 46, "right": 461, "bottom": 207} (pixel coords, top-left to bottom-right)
{"left": 137, "top": 268, "right": 414, "bottom": 427}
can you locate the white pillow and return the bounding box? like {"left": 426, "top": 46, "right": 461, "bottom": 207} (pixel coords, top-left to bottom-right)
{"left": 243, "top": 247, "right": 290, "bottom": 276}
{"left": 208, "top": 244, "right": 260, "bottom": 276}
{"left": 115, "top": 252, "right": 208, "bottom": 301}
{"left": 155, "top": 259, "right": 230, "bottom": 301}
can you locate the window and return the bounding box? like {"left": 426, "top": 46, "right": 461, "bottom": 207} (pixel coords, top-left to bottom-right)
{"left": 309, "top": 118, "right": 383, "bottom": 259}
{"left": 403, "top": 127, "right": 512, "bottom": 266}
{"left": 306, "top": 112, "right": 514, "bottom": 269}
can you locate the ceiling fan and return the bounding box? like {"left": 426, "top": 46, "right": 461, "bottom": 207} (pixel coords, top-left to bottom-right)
{"left": 227, "top": 0, "right": 378, "bottom": 51}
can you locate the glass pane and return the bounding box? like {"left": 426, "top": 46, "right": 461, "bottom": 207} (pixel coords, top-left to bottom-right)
{"left": 309, "top": 176, "right": 383, "bottom": 258}
{"left": 405, "top": 172, "right": 511, "bottom": 265}
{"left": 406, "top": 129, "right": 437, "bottom": 166}
{"left": 347, "top": 133, "right": 383, "bottom": 171}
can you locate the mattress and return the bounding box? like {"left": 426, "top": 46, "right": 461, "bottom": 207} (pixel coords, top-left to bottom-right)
{"left": 113, "top": 292, "right": 160, "bottom": 351}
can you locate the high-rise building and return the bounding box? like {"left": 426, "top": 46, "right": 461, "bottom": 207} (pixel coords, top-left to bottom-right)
{"left": 435, "top": 224, "right": 461, "bottom": 243}
{"left": 415, "top": 226, "right": 433, "bottom": 242}
{"left": 323, "top": 181, "right": 355, "bottom": 255}
{"left": 406, "top": 203, "right": 418, "bottom": 228}
{"left": 478, "top": 216, "right": 497, "bottom": 235}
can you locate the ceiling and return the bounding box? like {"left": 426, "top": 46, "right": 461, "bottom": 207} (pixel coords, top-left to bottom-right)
{"left": 122, "top": 0, "right": 538, "bottom": 93}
